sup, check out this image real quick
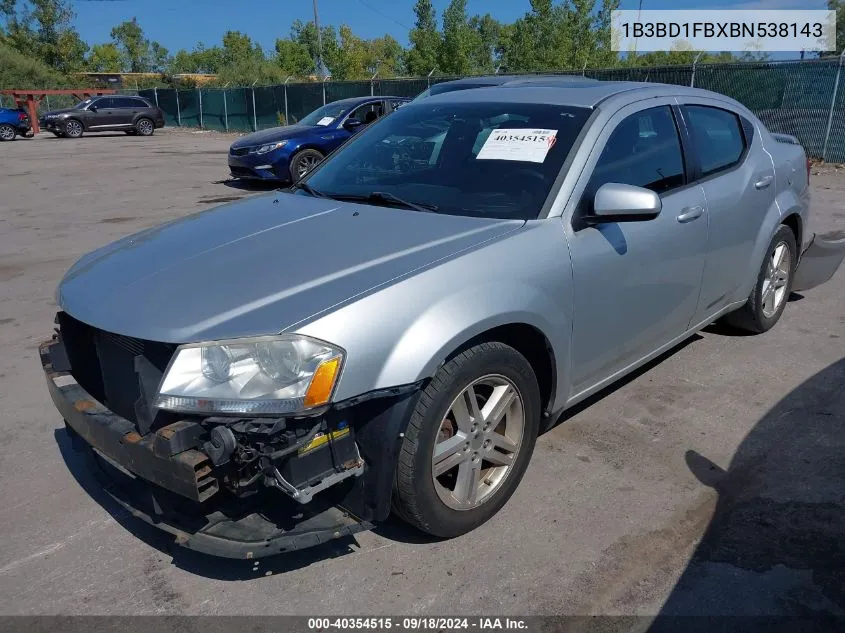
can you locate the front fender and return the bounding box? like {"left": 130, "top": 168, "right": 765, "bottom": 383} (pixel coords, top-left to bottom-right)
{"left": 377, "top": 283, "right": 566, "bottom": 391}
{"left": 294, "top": 221, "right": 574, "bottom": 409}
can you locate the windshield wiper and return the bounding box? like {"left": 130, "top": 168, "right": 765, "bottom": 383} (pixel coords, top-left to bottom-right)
{"left": 289, "top": 181, "right": 328, "bottom": 198}
{"left": 332, "top": 191, "right": 439, "bottom": 213}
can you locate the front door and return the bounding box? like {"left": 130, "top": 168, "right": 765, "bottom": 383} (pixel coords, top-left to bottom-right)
{"left": 88, "top": 97, "right": 120, "bottom": 129}
{"left": 565, "top": 103, "right": 709, "bottom": 396}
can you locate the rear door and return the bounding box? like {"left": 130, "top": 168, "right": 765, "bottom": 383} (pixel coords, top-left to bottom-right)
{"left": 677, "top": 99, "right": 776, "bottom": 321}
{"left": 112, "top": 96, "right": 144, "bottom": 127}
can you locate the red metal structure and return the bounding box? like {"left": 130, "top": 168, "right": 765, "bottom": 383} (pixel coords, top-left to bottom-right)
{"left": 0, "top": 89, "right": 116, "bottom": 134}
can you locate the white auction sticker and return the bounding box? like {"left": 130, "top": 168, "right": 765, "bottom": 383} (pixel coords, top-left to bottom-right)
{"left": 476, "top": 128, "right": 558, "bottom": 163}
{"left": 316, "top": 116, "right": 335, "bottom": 126}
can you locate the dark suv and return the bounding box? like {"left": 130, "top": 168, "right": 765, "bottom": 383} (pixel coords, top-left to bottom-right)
{"left": 40, "top": 96, "right": 165, "bottom": 139}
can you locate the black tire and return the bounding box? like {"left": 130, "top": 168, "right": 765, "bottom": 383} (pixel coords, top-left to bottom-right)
{"left": 723, "top": 224, "right": 798, "bottom": 333}
{"left": 64, "top": 118, "right": 83, "bottom": 138}
{"left": 0, "top": 124, "right": 16, "bottom": 141}
{"left": 135, "top": 117, "right": 154, "bottom": 136}
{"left": 289, "top": 148, "right": 323, "bottom": 182}
{"left": 393, "top": 341, "right": 541, "bottom": 538}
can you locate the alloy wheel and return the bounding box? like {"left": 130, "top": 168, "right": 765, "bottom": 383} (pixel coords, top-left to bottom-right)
{"left": 297, "top": 155, "right": 321, "bottom": 178}
{"left": 65, "top": 120, "right": 82, "bottom": 137}
{"left": 138, "top": 119, "right": 153, "bottom": 136}
{"left": 431, "top": 374, "right": 524, "bottom": 510}
{"left": 761, "top": 241, "right": 792, "bottom": 318}
{"left": 0, "top": 125, "right": 14, "bottom": 141}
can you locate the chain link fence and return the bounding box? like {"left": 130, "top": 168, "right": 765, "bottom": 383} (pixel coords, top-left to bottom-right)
{"left": 4, "top": 57, "right": 843, "bottom": 162}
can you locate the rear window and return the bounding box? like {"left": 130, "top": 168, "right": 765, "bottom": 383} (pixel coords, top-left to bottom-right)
{"left": 682, "top": 105, "right": 747, "bottom": 176}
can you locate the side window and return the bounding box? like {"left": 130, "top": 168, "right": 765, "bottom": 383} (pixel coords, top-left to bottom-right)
{"left": 682, "top": 105, "right": 746, "bottom": 177}
{"left": 114, "top": 97, "right": 143, "bottom": 108}
{"left": 94, "top": 97, "right": 115, "bottom": 109}
{"left": 350, "top": 102, "right": 384, "bottom": 125}
{"left": 585, "top": 105, "right": 685, "bottom": 202}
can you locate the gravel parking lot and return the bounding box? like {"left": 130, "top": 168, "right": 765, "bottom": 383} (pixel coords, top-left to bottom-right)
{"left": 1, "top": 129, "right": 843, "bottom": 620}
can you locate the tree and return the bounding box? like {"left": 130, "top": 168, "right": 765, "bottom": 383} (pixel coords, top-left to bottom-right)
{"left": 469, "top": 14, "right": 503, "bottom": 73}
{"left": 215, "top": 30, "right": 285, "bottom": 85}
{"left": 110, "top": 17, "right": 169, "bottom": 72}
{"left": 439, "top": 0, "right": 479, "bottom": 75}
{"left": 0, "top": 0, "right": 87, "bottom": 73}
{"left": 274, "top": 38, "right": 312, "bottom": 76}
{"left": 168, "top": 44, "right": 223, "bottom": 74}
{"left": 369, "top": 34, "right": 404, "bottom": 77}
{"left": 291, "top": 19, "right": 340, "bottom": 76}
{"left": 405, "top": 0, "right": 440, "bottom": 75}
{"left": 825, "top": 0, "right": 843, "bottom": 55}
{"left": 86, "top": 42, "right": 121, "bottom": 72}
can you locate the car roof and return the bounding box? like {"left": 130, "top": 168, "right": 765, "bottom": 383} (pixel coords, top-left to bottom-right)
{"left": 418, "top": 80, "right": 740, "bottom": 109}
{"left": 329, "top": 95, "right": 408, "bottom": 107}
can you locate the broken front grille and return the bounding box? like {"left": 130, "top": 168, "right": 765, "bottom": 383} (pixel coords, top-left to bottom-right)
{"left": 57, "top": 312, "right": 178, "bottom": 433}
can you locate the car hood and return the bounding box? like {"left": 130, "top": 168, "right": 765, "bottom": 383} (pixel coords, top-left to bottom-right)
{"left": 41, "top": 108, "right": 78, "bottom": 118}
{"left": 230, "top": 125, "right": 317, "bottom": 148}
{"left": 58, "top": 193, "right": 523, "bottom": 343}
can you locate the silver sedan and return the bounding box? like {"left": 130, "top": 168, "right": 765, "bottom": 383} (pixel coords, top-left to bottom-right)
{"left": 42, "top": 78, "right": 845, "bottom": 557}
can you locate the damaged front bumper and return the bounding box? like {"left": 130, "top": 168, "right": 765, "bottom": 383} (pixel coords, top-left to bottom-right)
{"left": 40, "top": 336, "right": 421, "bottom": 559}
{"left": 793, "top": 230, "right": 845, "bottom": 291}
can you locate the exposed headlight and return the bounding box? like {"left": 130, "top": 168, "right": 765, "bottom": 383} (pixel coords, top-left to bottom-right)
{"left": 154, "top": 335, "right": 344, "bottom": 416}
{"left": 253, "top": 141, "right": 287, "bottom": 154}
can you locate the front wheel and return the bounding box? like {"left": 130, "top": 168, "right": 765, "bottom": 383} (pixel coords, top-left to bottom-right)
{"left": 64, "top": 119, "right": 83, "bottom": 138}
{"left": 0, "top": 124, "right": 16, "bottom": 141}
{"left": 289, "top": 149, "right": 323, "bottom": 182}
{"left": 393, "top": 342, "right": 541, "bottom": 538}
{"left": 723, "top": 224, "right": 797, "bottom": 333}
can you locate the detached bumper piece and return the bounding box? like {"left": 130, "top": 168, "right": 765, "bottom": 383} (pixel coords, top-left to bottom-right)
{"left": 41, "top": 337, "right": 373, "bottom": 559}
{"left": 793, "top": 231, "right": 845, "bottom": 291}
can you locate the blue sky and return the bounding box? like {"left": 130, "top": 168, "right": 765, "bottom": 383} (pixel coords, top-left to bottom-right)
{"left": 69, "top": 0, "right": 827, "bottom": 58}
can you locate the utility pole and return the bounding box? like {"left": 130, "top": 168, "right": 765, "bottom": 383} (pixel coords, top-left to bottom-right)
{"left": 313, "top": 0, "right": 326, "bottom": 79}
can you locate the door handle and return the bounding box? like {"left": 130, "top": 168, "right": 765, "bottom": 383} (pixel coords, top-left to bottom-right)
{"left": 754, "top": 175, "right": 773, "bottom": 189}
{"left": 677, "top": 205, "right": 703, "bottom": 223}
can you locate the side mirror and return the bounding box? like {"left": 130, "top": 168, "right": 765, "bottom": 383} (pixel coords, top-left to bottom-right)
{"left": 88, "top": 105, "right": 98, "bottom": 112}
{"left": 343, "top": 118, "right": 363, "bottom": 131}
{"left": 589, "top": 182, "right": 662, "bottom": 224}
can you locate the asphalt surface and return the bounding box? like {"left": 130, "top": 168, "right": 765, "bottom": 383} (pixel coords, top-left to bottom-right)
{"left": 0, "top": 129, "right": 843, "bottom": 620}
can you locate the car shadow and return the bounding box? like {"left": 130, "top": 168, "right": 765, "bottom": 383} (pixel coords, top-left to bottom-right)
{"left": 644, "top": 357, "right": 845, "bottom": 631}
{"left": 702, "top": 293, "right": 806, "bottom": 337}
{"left": 54, "top": 428, "right": 365, "bottom": 580}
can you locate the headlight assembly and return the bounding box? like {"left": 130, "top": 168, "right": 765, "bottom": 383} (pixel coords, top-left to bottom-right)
{"left": 253, "top": 141, "right": 287, "bottom": 154}
{"left": 154, "top": 335, "right": 344, "bottom": 416}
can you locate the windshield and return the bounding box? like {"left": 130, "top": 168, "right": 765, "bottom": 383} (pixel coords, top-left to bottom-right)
{"left": 74, "top": 99, "right": 94, "bottom": 110}
{"left": 301, "top": 101, "right": 591, "bottom": 220}
{"left": 298, "top": 102, "right": 350, "bottom": 126}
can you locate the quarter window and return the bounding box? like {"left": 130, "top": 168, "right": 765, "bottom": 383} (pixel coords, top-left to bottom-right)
{"left": 586, "top": 106, "right": 685, "bottom": 201}
{"left": 682, "top": 105, "right": 746, "bottom": 176}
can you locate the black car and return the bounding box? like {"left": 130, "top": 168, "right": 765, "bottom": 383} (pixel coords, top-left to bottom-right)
{"left": 40, "top": 95, "right": 165, "bottom": 139}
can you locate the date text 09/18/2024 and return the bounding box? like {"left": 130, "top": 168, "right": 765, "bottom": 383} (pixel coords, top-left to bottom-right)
{"left": 306, "top": 617, "right": 528, "bottom": 631}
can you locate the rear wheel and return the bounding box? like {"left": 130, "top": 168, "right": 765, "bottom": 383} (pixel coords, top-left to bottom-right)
{"left": 64, "top": 119, "right": 83, "bottom": 138}
{"left": 135, "top": 118, "right": 154, "bottom": 136}
{"left": 723, "top": 224, "right": 797, "bottom": 333}
{"left": 393, "top": 342, "right": 541, "bottom": 538}
{"left": 290, "top": 149, "right": 323, "bottom": 181}
{"left": 0, "top": 124, "right": 15, "bottom": 141}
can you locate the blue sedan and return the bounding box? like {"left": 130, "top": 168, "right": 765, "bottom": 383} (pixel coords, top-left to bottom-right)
{"left": 228, "top": 95, "right": 409, "bottom": 182}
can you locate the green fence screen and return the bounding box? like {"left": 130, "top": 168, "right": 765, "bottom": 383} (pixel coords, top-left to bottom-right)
{"left": 123, "top": 58, "right": 845, "bottom": 162}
